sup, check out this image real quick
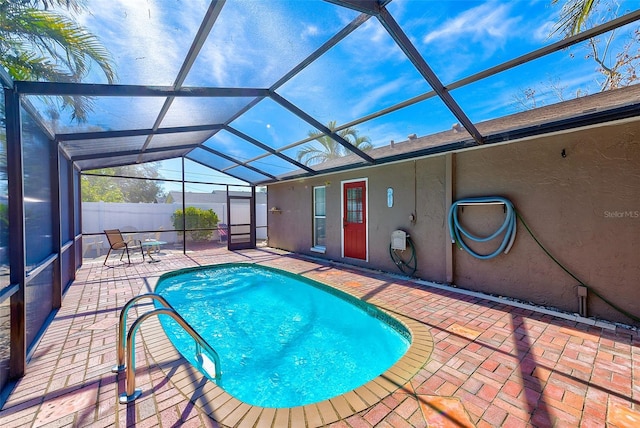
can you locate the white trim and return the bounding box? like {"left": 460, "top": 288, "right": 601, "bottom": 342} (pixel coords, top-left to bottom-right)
{"left": 340, "top": 177, "right": 369, "bottom": 262}
{"left": 409, "top": 278, "right": 618, "bottom": 330}
{"left": 312, "top": 186, "right": 326, "bottom": 249}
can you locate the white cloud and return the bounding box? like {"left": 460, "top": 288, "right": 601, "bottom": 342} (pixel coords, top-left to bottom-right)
{"left": 366, "top": 123, "right": 405, "bottom": 148}
{"left": 185, "top": 1, "right": 326, "bottom": 87}
{"left": 423, "top": 2, "right": 521, "bottom": 47}
{"left": 207, "top": 131, "right": 248, "bottom": 161}
{"left": 301, "top": 24, "right": 320, "bottom": 39}
{"left": 349, "top": 77, "right": 412, "bottom": 118}
{"left": 367, "top": 18, "right": 390, "bottom": 43}
{"left": 71, "top": 0, "right": 206, "bottom": 85}
{"left": 339, "top": 18, "right": 407, "bottom": 68}
{"left": 532, "top": 19, "right": 557, "bottom": 42}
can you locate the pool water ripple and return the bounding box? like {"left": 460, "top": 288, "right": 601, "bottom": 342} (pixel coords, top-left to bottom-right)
{"left": 154, "top": 264, "right": 410, "bottom": 408}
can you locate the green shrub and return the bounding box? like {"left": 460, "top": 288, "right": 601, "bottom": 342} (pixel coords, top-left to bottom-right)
{"left": 171, "top": 207, "right": 219, "bottom": 241}
{"left": 0, "top": 203, "right": 7, "bottom": 247}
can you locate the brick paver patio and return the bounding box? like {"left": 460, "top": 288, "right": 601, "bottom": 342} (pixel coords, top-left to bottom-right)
{"left": 0, "top": 246, "right": 638, "bottom": 427}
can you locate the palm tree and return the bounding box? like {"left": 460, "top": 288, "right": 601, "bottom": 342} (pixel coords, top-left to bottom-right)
{"left": 296, "top": 120, "right": 373, "bottom": 166}
{"left": 551, "top": 0, "right": 597, "bottom": 36}
{"left": 550, "top": 0, "right": 638, "bottom": 91}
{"left": 0, "top": 0, "right": 116, "bottom": 121}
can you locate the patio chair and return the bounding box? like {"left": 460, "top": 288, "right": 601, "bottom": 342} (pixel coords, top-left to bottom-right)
{"left": 103, "top": 229, "right": 145, "bottom": 265}
{"left": 82, "top": 236, "right": 104, "bottom": 258}
{"left": 218, "top": 223, "right": 228, "bottom": 243}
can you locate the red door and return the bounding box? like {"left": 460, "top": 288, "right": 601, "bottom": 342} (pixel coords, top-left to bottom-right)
{"left": 343, "top": 180, "right": 367, "bottom": 260}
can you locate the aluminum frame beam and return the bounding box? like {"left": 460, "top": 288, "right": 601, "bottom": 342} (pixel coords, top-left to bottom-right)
{"left": 271, "top": 13, "right": 371, "bottom": 90}
{"left": 186, "top": 156, "right": 250, "bottom": 185}
{"left": 70, "top": 143, "right": 200, "bottom": 162}
{"left": 196, "top": 145, "right": 278, "bottom": 181}
{"left": 272, "top": 9, "right": 640, "bottom": 152}
{"left": 180, "top": 12, "right": 372, "bottom": 175}
{"left": 269, "top": 91, "right": 376, "bottom": 164}
{"left": 257, "top": 101, "right": 640, "bottom": 185}
{"left": 448, "top": 10, "right": 640, "bottom": 91}
{"left": 325, "top": 0, "right": 484, "bottom": 144}
{"left": 56, "top": 124, "right": 224, "bottom": 142}
{"left": 74, "top": 150, "right": 190, "bottom": 172}
{"left": 223, "top": 126, "right": 316, "bottom": 174}
{"left": 376, "top": 7, "right": 484, "bottom": 145}
{"left": 14, "top": 81, "right": 268, "bottom": 98}
{"left": 5, "top": 87, "right": 26, "bottom": 379}
{"left": 323, "top": 0, "right": 389, "bottom": 15}
{"left": 139, "top": 0, "right": 227, "bottom": 161}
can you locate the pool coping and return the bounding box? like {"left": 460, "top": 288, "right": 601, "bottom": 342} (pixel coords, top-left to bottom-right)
{"left": 139, "top": 264, "right": 434, "bottom": 427}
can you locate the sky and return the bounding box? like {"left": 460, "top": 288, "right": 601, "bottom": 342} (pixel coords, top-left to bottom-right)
{"left": 37, "top": 0, "right": 640, "bottom": 186}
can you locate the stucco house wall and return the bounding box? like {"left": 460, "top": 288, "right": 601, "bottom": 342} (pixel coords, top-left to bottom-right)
{"left": 267, "top": 156, "right": 449, "bottom": 278}
{"left": 266, "top": 119, "right": 640, "bottom": 325}
{"left": 452, "top": 120, "right": 640, "bottom": 323}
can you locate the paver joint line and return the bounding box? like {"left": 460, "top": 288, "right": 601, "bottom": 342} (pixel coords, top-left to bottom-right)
{"left": 0, "top": 248, "right": 637, "bottom": 428}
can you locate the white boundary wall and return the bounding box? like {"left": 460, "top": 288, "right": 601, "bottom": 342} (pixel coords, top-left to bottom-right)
{"left": 82, "top": 202, "right": 267, "bottom": 250}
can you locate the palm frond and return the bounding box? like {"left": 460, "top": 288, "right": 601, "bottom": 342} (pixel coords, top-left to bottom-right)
{"left": 1, "top": 51, "right": 69, "bottom": 82}
{"left": 551, "top": 0, "right": 598, "bottom": 36}
{"left": 33, "top": 1, "right": 86, "bottom": 13}
{"left": 298, "top": 120, "right": 373, "bottom": 166}
{"left": 0, "top": 5, "right": 116, "bottom": 121}
{"left": 5, "top": 8, "right": 116, "bottom": 82}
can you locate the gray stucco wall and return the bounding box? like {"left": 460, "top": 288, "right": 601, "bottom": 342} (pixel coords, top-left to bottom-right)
{"left": 267, "top": 156, "right": 449, "bottom": 279}
{"left": 267, "top": 120, "right": 640, "bottom": 325}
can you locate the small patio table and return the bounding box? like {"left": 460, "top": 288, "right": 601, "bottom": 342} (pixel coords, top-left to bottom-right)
{"left": 141, "top": 240, "right": 167, "bottom": 263}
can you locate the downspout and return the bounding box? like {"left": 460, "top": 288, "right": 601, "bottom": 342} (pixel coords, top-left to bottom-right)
{"left": 445, "top": 153, "right": 454, "bottom": 284}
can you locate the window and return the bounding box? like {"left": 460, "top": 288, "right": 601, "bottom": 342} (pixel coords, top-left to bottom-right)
{"left": 346, "top": 187, "right": 363, "bottom": 223}
{"left": 312, "top": 186, "right": 326, "bottom": 252}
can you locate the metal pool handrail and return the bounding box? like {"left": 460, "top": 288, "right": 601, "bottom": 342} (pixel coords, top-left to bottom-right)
{"left": 114, "top": 293, "right": 222, "bottom": 404}
{"left": 112, "top": 293, "right": 173, "bottom": 373}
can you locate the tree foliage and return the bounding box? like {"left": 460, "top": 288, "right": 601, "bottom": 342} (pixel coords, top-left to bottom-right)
{"left": 555, "top": 0, "right": 639, "bottom": 92}
{"left": 585, "top": 26, "right": 639, "bottom": 91}
{"left": 296, "top": 120, "right": 373, "bottom": 166}
{"left": 551, "top": 0, "right": 598, "bottom": 36}
{"left": 171, "top": 207, "right": 219, "bottom": 242}
{"left": 0, "top": 0, "right": 116, "bottom": 121}
{"left": 80, "top": 169, "right": 123, "bottom": 202}
{"left": 0, "top": 203, "right": 8, "bottom": 249}
{"left": 514, "top": 0, "right": 638, "bottom": 110}
{"left": 81, "top": 164, "right": 164, "bottom": 203}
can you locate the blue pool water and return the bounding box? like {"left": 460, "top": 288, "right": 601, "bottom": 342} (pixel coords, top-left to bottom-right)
{"left": 154, "top": 264, "right": 410, "bottom": 408}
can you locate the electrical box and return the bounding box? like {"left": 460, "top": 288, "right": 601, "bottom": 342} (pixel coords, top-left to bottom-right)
{"left": 391, "top": 230, "right": 407, "bottom": 251}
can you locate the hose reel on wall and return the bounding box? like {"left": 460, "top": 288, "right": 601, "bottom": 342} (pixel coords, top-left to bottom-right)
{"left": 447, "top": 196, "right": 640, "bottom": 324}
{"left": 389, "top": 230, "right": 417, "bottom": 276}
{"left": 448, "top": 196, "right": 517, "bottom": 259}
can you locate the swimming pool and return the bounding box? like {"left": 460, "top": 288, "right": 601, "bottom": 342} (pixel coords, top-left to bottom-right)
{"left": 154, "top": 263, "right": 411, "bottom": 408}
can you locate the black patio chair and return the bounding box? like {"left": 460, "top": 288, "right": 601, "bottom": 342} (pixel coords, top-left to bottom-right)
{"left": 103, "top": 229, "right": 145, "bottom": 265}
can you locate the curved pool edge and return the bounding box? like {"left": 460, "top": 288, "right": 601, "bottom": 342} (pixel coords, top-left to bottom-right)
{"left": 141, "top": 264, "right": 434, "bottom": 427}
